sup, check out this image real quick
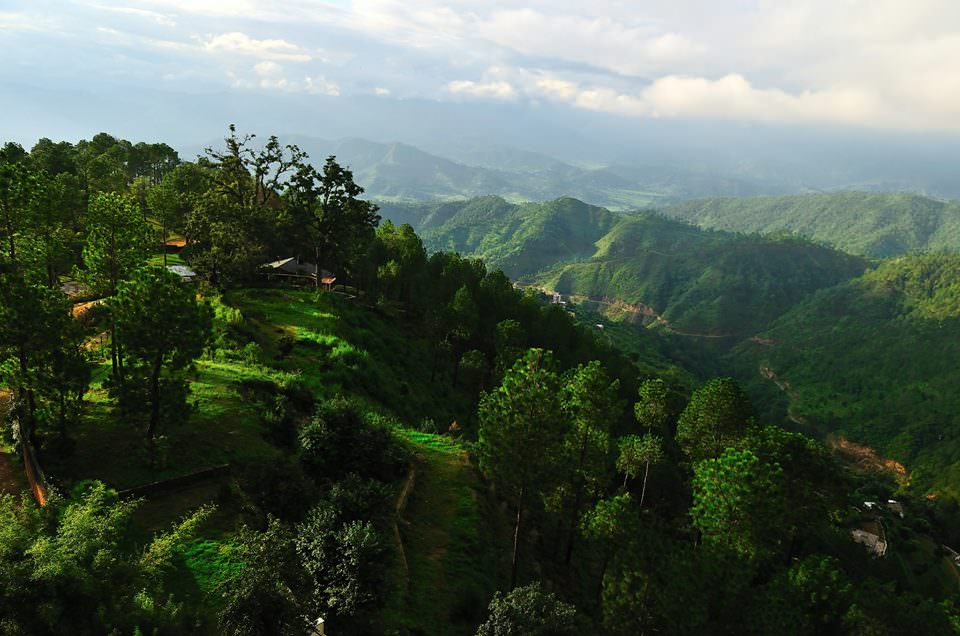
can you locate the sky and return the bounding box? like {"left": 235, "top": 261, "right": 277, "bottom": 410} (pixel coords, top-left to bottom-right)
{"left": 3, "top": 1, "right": 960, "bottom": 161}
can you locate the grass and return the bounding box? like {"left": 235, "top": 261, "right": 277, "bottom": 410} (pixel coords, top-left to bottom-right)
{"left": 46, "top": 356, "right": 280, "bottom": 491}
{"left": 44, "top": 282, "right": 509, "bottom": 630}
{"left": 226, "top": 287, "right": 475, "bottom": 429}
{"left": 384, "top": 428, "right": 506, "bottom": 635}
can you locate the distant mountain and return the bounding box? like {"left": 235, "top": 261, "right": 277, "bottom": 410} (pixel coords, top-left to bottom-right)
{"left": 665, "top": 192, "right": 960, "bottom": 258}
{"left": 383, "top": 196, "right": 868, "bottom": 337}
{"left": 271, "top": 136, "right": 795, "bottom": 210}
{"left": 730, "top": 254, "right": 960, "bottom": 496}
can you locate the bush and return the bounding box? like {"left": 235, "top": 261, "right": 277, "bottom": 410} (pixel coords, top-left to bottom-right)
{"left": 239, "top": 457, "right": 316, "bottom": 523}
{"left": 298, "top": 398, "right": 407, "bottom": 483}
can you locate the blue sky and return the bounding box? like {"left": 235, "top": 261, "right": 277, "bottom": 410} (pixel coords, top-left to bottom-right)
{"left": 3, "top": 1, "right": 960, "bottom": 145}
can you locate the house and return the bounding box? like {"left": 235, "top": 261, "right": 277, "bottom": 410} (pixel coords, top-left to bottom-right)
{"left": 852, "top": 520, "right": 888, "bottom": 558}
{"left": 164, "top": 237, "right": 186, "bottom": 254}
{"left": 167, "top": 265, "right": 197, "bottom": 283}
{"left": 260, "top": 257, "right": 336, "bottom": 289}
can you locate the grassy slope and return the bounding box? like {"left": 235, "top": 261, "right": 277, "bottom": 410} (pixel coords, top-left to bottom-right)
{"left": 730, "top": 254, "right": 960, "bottom": 497}
{"left": 39, "top": 286, "right": 513, "bottom": 630}
{"left": 665, "top": 192, "right": 960, "bottom": 258}
{"left": 384, "top": 430, "right": 506, "bottom": 635}
{"left": 227, "top": 288, "right": 509, "bottom": 633}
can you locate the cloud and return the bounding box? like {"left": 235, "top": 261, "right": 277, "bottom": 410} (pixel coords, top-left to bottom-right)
{"left": 0, "top": 10, "right": 63, "bottom": 33}
{"left": 254, "top": 60, "right": 283, "bottom": 77}
{"left": 525, "top": 72, "right": 889, "bottom": 127}
{"left": 7, "top": 0, "right": 960, "bottom": 133}
{"left": 304, "top": 75, "right": 340, "bottom": 96}
{"left": 476, "top": 9, "right": 705, "bottom": 76}
{"left": 447, "top": 79, "right": 517, "bottom": 101}
{"left": 202, "top": 32, "right": 311, "bottom": 62}
{"left": 92, "top": 5, "right": 177, "bottom": 27}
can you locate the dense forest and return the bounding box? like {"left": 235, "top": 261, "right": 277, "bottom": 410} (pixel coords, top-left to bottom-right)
{"left": 2, "top": 129, "right": 960, "bottom": 635}
{"left": 665, "top": 192, "right": 960, "bottom": 258}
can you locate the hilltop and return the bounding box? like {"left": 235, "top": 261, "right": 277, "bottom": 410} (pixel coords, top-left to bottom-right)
{"left": 665, "top": 191, "right": 960, "bottom": 258}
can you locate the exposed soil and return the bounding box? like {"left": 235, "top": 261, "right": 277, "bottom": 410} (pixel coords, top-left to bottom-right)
{"left": 829, "top": 434, "right": 909, "bottom": 482}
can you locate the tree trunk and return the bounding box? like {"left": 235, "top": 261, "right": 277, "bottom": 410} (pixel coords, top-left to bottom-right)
{"left": 146, "top": 355, "right": 162, "bottom": 440}
{"left": 564, "top": 431, "right": 590, "bottom": 565}
{"left": 16, "top": 343, "right": 37, "bottom": 447}
{"left": 639, "top": 460, "right": 651, "bottom": 509}
{"left": 510, "top": 485, "right": 526, "bottom": 591}
{"left": 162, "top": 216, "right": 168, "bottom": 268}
{"left": 430, "top": 342, "right": 440, "bottom": 382}
{"left": 110, "top": 323, "right": 119, "bottom": 380}
{"left": 58, "top": 391, "right": 67, "bottom": 437}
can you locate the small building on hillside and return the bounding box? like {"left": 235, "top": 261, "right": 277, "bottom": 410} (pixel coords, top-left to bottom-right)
{"left": 164, "top": 238, "right": 187, "bottom": 254}
{"left": 260, "top": 257, "right": 336, "bottom": 289}
{"left": 852, "top": 519, "right": 888, "bottom": 558}
{"left": 167, "top": 265, "right": 197, "bottom": 283}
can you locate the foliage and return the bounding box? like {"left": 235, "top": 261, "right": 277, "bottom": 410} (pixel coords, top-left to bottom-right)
{"left": 676, "top": 377, "right": 754, "bottom": 462}
{"left": 666, "top": 191, "right": 960, "bottom": 258}
{"left": 110, "top": 266, "right": 213, "bottom": 439}
{"left": 691, "top": 448, "right": 788, "bottom": 564}
{"left": 217, "top": 518, "right": 307, "bottom": 636}
{"left": 731, "top": 253, "right": 960, "bottom": 496}
{"left": 295, "top": 504, "right": 391, "bottom": 631}
{"left": 298, "top": 397, "right": 407, "bottom": 484}
{"left": 475, "top": 582, "right": 579, "bottom": 636}
{"left": 81, "top": 191, "right": 152, "bottom": 295}
{"left": 477, "top": 349, "right": 568, "bottom": 586}
{"left": 0, "top": 482, "right": 208, "bottom": 634}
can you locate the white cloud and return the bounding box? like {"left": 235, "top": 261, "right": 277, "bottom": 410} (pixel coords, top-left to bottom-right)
{"left": 304, "top": 75, "right": 340, "bottom": 96}
{"left": 202, "top": 32, "right": 311, "bottom": 62}
{"left": 447, "top": 79, "right": 516, "bottom": 100}
{"left": 92, "top": 5, "right": 176, "bottom": 27}
{"left": 524, "top": 72, "right": 893, "bottom": 128}
{"left": 476, "top": 9, "right": 705, "bottom": 76}
{"left": 9, "top": 0, "right": 960, "bottom": 133}
{"left": 0, "top": 11, "right": 63, "bottom": 33}
{"left": 374, "top": 87, "right": 391, "bottom": 96}
{"left": 254, "top": 60, "right": 283, "bottom": 77}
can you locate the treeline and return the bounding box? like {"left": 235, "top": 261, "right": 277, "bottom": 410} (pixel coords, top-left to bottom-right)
{"left": 472, "top": 368, "right": 960, "bottom": 635}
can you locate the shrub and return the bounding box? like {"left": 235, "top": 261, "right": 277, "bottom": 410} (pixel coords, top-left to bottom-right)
{"left": 298, "top": 398, "right": 407, "bottom": 483}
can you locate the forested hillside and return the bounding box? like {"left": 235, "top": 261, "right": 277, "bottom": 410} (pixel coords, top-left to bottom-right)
{"left": 383, "top": 197, "right": 869, "bottom": 337}
{"left": 666, "top": 192, "right": 960, "bottom": 258}
{"left": 538, "top": 214, "right": 868, "bottom": 336}
{"left": 3, "top": 131, "right": 960, "bottom": 635}
{"left": 732, "top": 254, "right": 960, "bottom": 498}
